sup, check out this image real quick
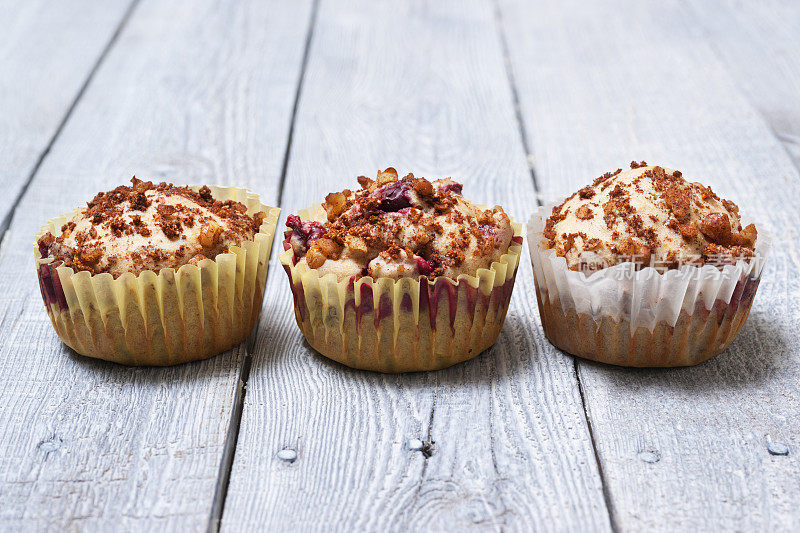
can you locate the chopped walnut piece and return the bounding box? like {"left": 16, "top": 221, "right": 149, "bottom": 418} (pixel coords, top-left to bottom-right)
{"left": 575, "top": 205, "right": 593, "bottom": 220}
{"left": 324, "top": 191, "right": 348, "bottom": 221}
{"left": 733, "top": 223, "right": 757, "bottom": 248}
{"left": 376, "top": 167, "right": 398, "bottom": 185}
{"left": 411, "top": 178, "right": 434, "bottom": 196}
{"left": 699, "top": 213, "right": 732, "bottom": 244}
{"left": 345, "top": 235, "right": 368, "bottom": 255}
{"left": 199, "top": 222, "right": 222, "bottom": 248}
{"left": 306, "top": 248, "right": 326, "bottom": 269}
{"left": 79, "top": 247, "right": 103, "bottom": 264}
{"left": 313, "top": 237, "right": 342, "bottom": 258}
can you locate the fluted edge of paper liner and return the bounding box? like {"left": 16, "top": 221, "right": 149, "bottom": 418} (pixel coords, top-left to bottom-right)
{"left": 34, "top": 185, "right": 280, "bottom": 366}
{"left": 527, "top": 201, "right": 770, "bottom": 367}
{"left": 280, "top": 204, "right": 523, "bottom": 373}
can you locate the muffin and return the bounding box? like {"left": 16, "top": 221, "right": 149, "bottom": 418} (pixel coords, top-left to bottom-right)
{"left": 281, "top": 167, "right": 523, "bottom": 372}
{"left": 35, "top": 178, "right": 280, "bottom": 365}
{"left": 528, "top": 162, "right": 770, "bottom": 367}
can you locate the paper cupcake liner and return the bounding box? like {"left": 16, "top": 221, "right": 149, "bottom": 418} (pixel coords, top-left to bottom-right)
{"left": 280, "top": 204, "right": 523, "bottom": 373}
{"left": 34, "top": 186, "right": 280, "bottom": 366}
{"left": 527, "top": 201, "right": 770, "bottom": 367}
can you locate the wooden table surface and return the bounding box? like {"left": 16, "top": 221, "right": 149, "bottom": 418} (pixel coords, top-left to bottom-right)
{"left": 1, "top": 0, "right": 798, "bottom": 531}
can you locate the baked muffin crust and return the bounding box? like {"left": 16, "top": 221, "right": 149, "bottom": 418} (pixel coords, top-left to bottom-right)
{"left": 285, "top": 168, "right": 517, "bottom": 281}
{"left": 37, "top": 178, "right": 266, "bottom": 277}
{"left": 544, "top": 162, "right": 757, "bottom": 271}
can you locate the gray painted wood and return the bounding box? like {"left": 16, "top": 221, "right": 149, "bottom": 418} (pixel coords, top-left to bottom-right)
{"left": 0, "top": 0, "right": 133, "bottom": 230}
{"left": 0, "top": 0, "right": 312, "bottom": 529}
{"left": 499, "top": 0, "right": 800, "bottom": 530}
{"left": 222, "top": 0, "right": 610, "bottom": 530}
{"left": 685, "top": 0, "right": 800, "bottom": 169}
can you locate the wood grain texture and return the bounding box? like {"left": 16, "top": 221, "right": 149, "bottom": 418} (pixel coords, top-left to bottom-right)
{"left": 0, "top": 0, "right": 133, "bottom": 229}
{"left": 222, "top": 0, "right": 610, "bottom": 530}
{"left": 499, "top": 0, "right": 800, "bottom": 530}
{"left": 685, "top": 0, "right": 800, "bottom": 169}
{"left": 0, "top": 0, "right": 312, "bottom": 529}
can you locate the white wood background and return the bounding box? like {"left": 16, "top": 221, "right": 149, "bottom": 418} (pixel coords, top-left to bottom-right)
{"left": 0, "top": 0, "right": 797, "bottom": 531}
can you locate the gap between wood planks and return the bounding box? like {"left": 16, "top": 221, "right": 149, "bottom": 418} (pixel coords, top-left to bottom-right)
{"left": 206, "top": 0, "right": 321, "bottom": 530}
{"left": 0, "top": 0, "right": 142, "bottom": 248}
{"left": 492, "top": 0, "right": 619, "bottom": 531}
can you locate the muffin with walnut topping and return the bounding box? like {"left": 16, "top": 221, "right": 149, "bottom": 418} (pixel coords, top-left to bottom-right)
{"left": 281, "top": 167, "right": 523, "bottom": 372}
{"left": 528, "top": 162, "right": 769, "bottom": 367}
{"left": 35, "top": 178, "right": 280, "bottom": 365}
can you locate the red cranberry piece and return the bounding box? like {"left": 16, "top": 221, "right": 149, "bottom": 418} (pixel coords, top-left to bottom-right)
{"left": 416, "top": 257, "right": 434, "bottom": 276}
{"left": 38, "top": 242, "right": 50, "bottom": 258}
{"left": 438, "top": 182, "right": 463, "bottom": 194}
{"left": 511, "top": 236, "right": 523, "bottom": 244}
{"left": 286, "top": 214, "right": 326, "bottom": 252}
{"left": 376, "top": 181, "right": 413, "bottom": 212}
{"left": 306, "top": 223, "right": 326, "bottom": 241}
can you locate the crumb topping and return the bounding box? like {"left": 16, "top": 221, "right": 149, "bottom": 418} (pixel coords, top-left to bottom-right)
{"left": 37, "top": 178, "right": 266, "bottom": 277}
{"left": 285, "top": 168, "right": 516, "bottom": 281}
{"left": 544, "top": 163, "right": 757, "bottom": 271}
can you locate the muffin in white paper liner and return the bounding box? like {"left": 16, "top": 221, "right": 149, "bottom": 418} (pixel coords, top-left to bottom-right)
{"left": 527, "top": 201, "right": 770, "bottom": 367}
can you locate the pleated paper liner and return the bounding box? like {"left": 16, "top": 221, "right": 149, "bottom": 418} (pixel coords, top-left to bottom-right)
{"left": 35, "top": 186, "right": 280, "bottom": 366}
{"left": 527, "top": 202, "right": 771, "bottom": 367}
{"left": 281, "top": 204, "right": 523, "bottom": 373}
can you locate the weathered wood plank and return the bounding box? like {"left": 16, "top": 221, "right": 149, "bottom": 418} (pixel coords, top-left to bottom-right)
{"left": 223, "top": 0, "right": 610, "bottom": 530}
{"left": 499, "top": 0, "right": 800, "bottom": 529}
{"left": 0, "top": 0, "right": 312, "bottom": 529}
{"left": 686, "top": 0, "right": 800, "bottom": 169}
{"left": 0, "top": 0, "right": 133, "bottom": 231}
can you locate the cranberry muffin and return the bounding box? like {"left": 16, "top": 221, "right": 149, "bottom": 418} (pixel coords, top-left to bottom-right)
{"left": 528, "top": 162, "right": 769, "bottom": 367}
{"left": 281, "top": 168, "right": 523, "bottom": 372}
{"left": 35, "top": 178, "right": 280, "bottom": 365}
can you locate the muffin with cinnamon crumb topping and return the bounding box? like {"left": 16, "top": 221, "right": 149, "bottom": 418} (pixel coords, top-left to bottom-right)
{"left": 528, "top": 162, "right": 769, "bottom": 367}
{"left": 281, "top": 168, "right": 523, "bottom": 372}
{"left": 35, "top": 178, "right": 280, "bottom": 365}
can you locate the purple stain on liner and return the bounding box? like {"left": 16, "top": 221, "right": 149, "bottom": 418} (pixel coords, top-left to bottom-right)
{"left": 52, "top": 267, "right": 67, "bottom": 310}
{"left": 399, "top": 293, "right": 413, "bottom": 313}
{"left": 356, "top": 283, "right": 373, "bottom": 332}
